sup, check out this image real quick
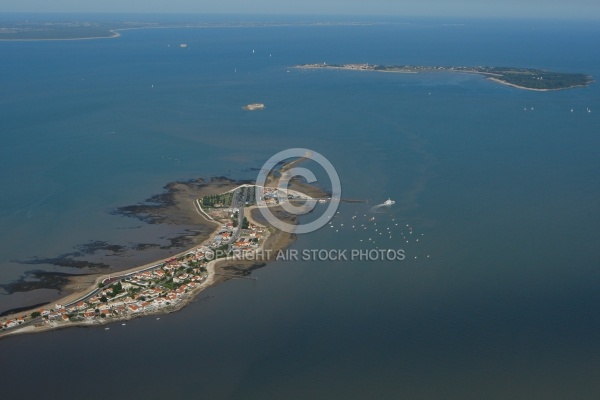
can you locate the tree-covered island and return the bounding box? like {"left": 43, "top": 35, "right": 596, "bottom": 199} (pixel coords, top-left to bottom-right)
{"left": 295, "top": 63, "right": 593, "bottom": 91}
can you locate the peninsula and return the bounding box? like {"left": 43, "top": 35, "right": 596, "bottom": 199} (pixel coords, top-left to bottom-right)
{"left": 0, "top": 20, "right": 378, "bottom": 41}
{"left": 0, "top": 160, "right": 326, "bottom": 338}
{"left": 294, "top": 63, "right": 594, "bottom": 91}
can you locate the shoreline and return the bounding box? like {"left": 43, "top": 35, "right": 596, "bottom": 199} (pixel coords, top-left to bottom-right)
{"left": 0, "top": 258, "right": 219, "bottom": 338}
{"left": 0, "top": 163, "right": 326, "bottom": 340}
{"left": 0, "top": 30, "right": 121, "bottom": 42}
{"left": 1, "top": 177, "right": 238, "bottom": 310}
{"left": 295, "top": 64, "right": 593, "bottom": 91}
{"left": 0, "top": 21, "right": 381, "bottom": 42}
{"left": 0, "top": 214, "right": 222, "bottom": 339}
{"left": 484, "top": 77, "right": 587, "bottom": 92}
{"left": 0, "top": 201, "right": 290, "bottom": 339}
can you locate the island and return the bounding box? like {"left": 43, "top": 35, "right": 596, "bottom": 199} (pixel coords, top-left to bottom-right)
{"left": 243, "top": 103, "right": 266, "bottom": 111}
{"left": 294, "top": 63, "right": 594, "bottom": 91}
{"left": 0, "top": 159, "right": 326, "bottom": 338}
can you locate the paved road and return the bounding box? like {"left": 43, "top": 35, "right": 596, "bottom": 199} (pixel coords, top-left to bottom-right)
{"left": 227, "top": 187, "right": 246, "bottom": 253}
{"left": 8, "top": 259, "right": 168, "bottom": 331}
{"left": 5, "top": 188, "right": 253, "bottom": 332}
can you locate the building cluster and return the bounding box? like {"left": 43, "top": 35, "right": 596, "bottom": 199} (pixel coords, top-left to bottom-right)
{"left": 337, "top": 63, "right": 373, "bottom": 70}
{"left": 258, "top": 187, "right": 283, "bottom": 206}
{"left": 1, "top": 186, "right": 273, "bottom": 333}
{"left": 1, "top": 254, "right": 210, "bottom": 330}
{"left": 211, "top": 208, "right": 266, "bottom": 253}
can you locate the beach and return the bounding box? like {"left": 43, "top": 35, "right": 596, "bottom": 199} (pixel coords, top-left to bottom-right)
{"left": 0, "top": 30, "right": 121, "bottom": 42}
{"left": 295, "top": 63, "right": 592, "bottom": 91}
{"left": 485, "top": 77, "right": 588, "bottom": 91}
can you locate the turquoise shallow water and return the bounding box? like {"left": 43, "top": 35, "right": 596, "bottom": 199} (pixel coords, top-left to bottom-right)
{"left": 0, "top": 16, "right": 599, "bottom": 399}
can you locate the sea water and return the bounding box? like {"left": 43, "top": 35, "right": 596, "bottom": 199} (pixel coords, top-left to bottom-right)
{"left": 0, "top": 16, "right": 599, "bottom": 399}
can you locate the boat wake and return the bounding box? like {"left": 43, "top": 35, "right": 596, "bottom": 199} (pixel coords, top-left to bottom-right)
{"left": 369, "top": 198, "right": 395, "bottom": 213}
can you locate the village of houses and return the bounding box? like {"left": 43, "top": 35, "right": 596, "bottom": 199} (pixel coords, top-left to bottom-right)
{"left": 0, "top": 185, "right": 289, "bottom": 335}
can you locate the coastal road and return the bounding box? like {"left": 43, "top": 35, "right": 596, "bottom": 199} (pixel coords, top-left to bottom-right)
{"left": 5, "top": 187, "right": 254, "bottom": 333}
{"left": 227, "top": 187, "right": 246, "bottom": 253}
{"left": 10, "top": 260, "right": 168, "bottom": 331}
{"left": 9, "top": 259, "right": 170, "bottom": 333}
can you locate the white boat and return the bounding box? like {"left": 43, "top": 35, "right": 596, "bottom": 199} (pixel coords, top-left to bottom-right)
{"left": 384, "top": 198, "right": 395, "bottom": 205}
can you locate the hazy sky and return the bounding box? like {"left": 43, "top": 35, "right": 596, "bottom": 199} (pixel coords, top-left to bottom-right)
{"left": 1, "top": 0, "right": 599, "bottom": 19}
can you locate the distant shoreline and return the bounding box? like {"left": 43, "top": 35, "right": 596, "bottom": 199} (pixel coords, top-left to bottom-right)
{"left": 295, "top": 63, "right": 593, "bottom": 91}
{"left": 0, "top": 21, "right": 381, "bottom": 42}
{"left": 0, "top": 29, "right": 121, "bottom": 42}
{"left": 484, "top": 77, "right": 588, "bottom": 92}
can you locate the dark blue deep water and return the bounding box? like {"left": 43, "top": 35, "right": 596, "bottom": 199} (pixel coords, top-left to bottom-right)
{"left": 1, "top": 16, "right": 599, "bottom": 399}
